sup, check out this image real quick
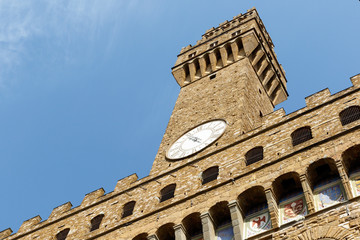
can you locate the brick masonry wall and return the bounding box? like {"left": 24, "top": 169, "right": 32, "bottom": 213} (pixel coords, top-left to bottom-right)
{"left": 1, "top": 74, "right": 360, "bottom": 240}
{"left": 1, "top": 8, "right": 360, "bottom": 240}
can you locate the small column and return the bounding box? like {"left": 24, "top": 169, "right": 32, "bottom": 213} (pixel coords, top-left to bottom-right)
{"left": 208, "top": 52, "right": 217, "bottom": 72}
{"left": 265, "top": 188, "right": 279, "bottom": 229}
{"left": 336, "top": 159, "right": 354, "bottom": 199}
{"left": 251, "top": 50, "right": 265, "bottom": 66}
{"left": 188, "top": 62, "right": 196, "bottom": 83}
{"left": 200, "top": 212, "right": 216, "bottom": 240}
{"left": 262, "top": 70, "right": 274, "bottom": 87}
{"left": 228, "top": 200, "right": 244, "bottom": 240}
{"left": 174, "top": 224, "right": 188, "bottom": 240}
{"left": 230, "top": 41, "right": 239, "bottom": 61}
{"left": 300, "top": 174, "right": 315, "bottom": 214}
{"left": 147, "top": 234, "right": 159, "bottom": 240}
{"left": 219, "top": 47, "right": 228, "bottom": 66}
{"left": 198, "top": 57, "right": 207, "bottom": 77}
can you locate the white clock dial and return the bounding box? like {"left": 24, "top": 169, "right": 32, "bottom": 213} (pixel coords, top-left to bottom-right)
{"left": 166, "top": 120, "right": 227, "bottom": 160}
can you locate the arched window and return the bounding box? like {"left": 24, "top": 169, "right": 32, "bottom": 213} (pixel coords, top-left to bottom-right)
{"left": 56, "top": 228, "right": 70, "bottom": 240}
{"left": 307, "top": 158, "right": 345, "bottom": 211}
{"left": 122, "top": 201, "right": 136, "bottom": 218}
{"left": 209, "top": 201, "right": 232, "bottom": 227}
{"left": 291, "top": 126, "right": 312, "bottom": 146}
{"left": 157, "top": 223, "right": 175, "bottom": 240}
{"left": 339, "top": 106, "right": 360, "bottom": 126}
{"left": 90, "top": 214, "right": 104, "bottom": 231}
{"left": 182, "top": 213, "right": 202, "bottom": 238}
{"left": 133, "top": 233, "right": 148, "bottom": 240}
{"left": 202, "top": 166, "right": 219, "bottom": 184}
{"left": 160, "top": 184, "right": 176, "bottom": 202}
{"left": 245, "top": 146, "right": 263, "bottom": 165}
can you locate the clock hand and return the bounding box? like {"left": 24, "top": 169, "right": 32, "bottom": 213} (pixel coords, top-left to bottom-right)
{"left": 189, "top": 136, "right": 202, "bottom": 143}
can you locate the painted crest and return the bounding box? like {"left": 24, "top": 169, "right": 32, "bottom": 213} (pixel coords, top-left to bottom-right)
{"left": 281, "top": 196, "right": 307, "bottom": 224}
{"left": 245, "top": 211, "right": 271, "bottom": 238}
{"left": 318, "top": 184, "right": 345, "bottom": 209}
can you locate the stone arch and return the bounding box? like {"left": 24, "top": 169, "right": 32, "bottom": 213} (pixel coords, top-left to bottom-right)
{"left": 132, "top": 232, "right": 148, "bottom": 240}
{"left": 156, "top": 223, "right": 175, "bottom": 240}
{"left": 306, "top": 158, "right": 339, "bottom": 190}
{"left": 342, "top": 144, "right": 360, "bottom": 175}
{"left": 290, "top": 225, "right": 354, "bottom": 240}
{"left": 182, "top": 212, "right": 202, "bottom": 238}
{"left": 272, "top": 172, "right": 302, "bottom": 203}
{"left": 238, "top": 185, "right": 267, "bottom": 216}
{"left": 209, "top": 201, "right": 231, "bottom": 227}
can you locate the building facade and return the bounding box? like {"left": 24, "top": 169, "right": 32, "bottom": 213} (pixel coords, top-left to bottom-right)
{"left": 1, "top": 7, "right": 360, "bottom": 240}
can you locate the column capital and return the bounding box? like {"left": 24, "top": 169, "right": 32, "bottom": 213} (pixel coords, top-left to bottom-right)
{"left": 147, "top": 234, "right": 159, "bottom": 240}
{"left": 228, "top": 200, "right": 240, "bottom": 209}
{"left": 174, "top": 223, "right": 188, "bottom": 235}
{"left": 174, "top": 223, "right": 189, "bottom": 240}
{"left": 299, "top": 173, "right": 308, "bottom": 182}
{"left": 200, "top": 211, "right": 215, "bottom": 224}
{"left": 228, "top": 200, "right": 244, "bottom": 240}
{"left": 335, "top": 159, "right": 343, "bottom": 166}
{"left": 228, "top": 200, "right": 244, "bottom": 215}
{"left": 264, "top": 187, "right": 279, "bottom": 229}
{"left": 200, "top": 211, "right": 216, "bottom": 240}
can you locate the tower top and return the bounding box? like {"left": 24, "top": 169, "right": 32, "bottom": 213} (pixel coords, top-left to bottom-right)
{"left": 172, "top": 7, "right": 288, "bottom": 106}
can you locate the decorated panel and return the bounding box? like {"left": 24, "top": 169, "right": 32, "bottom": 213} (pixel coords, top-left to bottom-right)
{"left": 314, "top": 180, "right": 346, "bottom": 210}
{"left": 244, "top": 210, "right": 271, "bottom": 238}
{"left": 279, "top": 194, "right": 308, "bottom": 225}
{"left": 350, "top": 172, "right": 360, "bottom": 197}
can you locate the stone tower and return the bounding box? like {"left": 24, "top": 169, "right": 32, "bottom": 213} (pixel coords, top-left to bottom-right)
{"left": 2, "top": 7, "right": 360, "bottom": 240}
{"left": 150, "top": 8, "right": 288, "bottom": 176}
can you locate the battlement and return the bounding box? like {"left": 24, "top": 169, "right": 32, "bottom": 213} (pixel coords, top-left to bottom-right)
{"left": 178, "top": 8, "right": 273, "bottom": 56}
{"left": 171, "top": 8, "right": 287, "bottom": 106}
{"left": 1, "top": 74, "right": 359, "bottom": 240}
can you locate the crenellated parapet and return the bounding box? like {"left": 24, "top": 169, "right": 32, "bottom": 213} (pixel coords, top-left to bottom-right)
{"left": 0, "top": 229, "right": 12, "bottom": 239}
{"left": 0, "top": 4, "right": 358, "bottom": 238}
{"left": 81, "top": 188, "right": 106, "bottom": 207}
{"left": 1, "top": 74, "right": 360, "bottom": 240}
{"left": 48, "top": 202, "right": 72, "bottom": 221}
{"left": 171, "top": 8, "right": 287, "bottom": 106}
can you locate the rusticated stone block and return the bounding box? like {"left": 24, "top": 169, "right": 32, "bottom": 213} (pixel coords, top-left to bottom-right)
{"left": 17, "top": 216, "right": 41, "bottom": 233}
{"left": 81, "top": 188, "right": 105, "bottom": 207}
{"left": 48, "top": 202, "right": 72, "bottom": 221}
{"left": 0, "top": 229, "right": 12, "bottom": 239}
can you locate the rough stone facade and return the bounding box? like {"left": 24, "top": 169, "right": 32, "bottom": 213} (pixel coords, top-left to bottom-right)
{"left": 1, "top": 7, "right": 360, "bottom": 240}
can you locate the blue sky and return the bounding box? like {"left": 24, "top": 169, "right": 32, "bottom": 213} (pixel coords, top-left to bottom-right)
{"left": 0, "top": 0, "right": 359, "bottom": 233}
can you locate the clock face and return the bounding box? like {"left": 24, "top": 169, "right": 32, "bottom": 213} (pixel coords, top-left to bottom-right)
{"left": 166, "top": 120, "right": 227, "bottom": 160}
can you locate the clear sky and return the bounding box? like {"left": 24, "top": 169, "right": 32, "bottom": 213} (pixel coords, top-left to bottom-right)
{"left": 0, "top": 0, "right": 359, "bottom": 233}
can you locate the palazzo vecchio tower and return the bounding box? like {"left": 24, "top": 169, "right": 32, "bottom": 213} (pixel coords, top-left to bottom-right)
{"left": 2, "top": 7, "right": 360, "bottom": 240}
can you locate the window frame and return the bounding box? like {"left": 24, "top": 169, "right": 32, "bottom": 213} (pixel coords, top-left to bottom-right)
{"left": 201, "top": 166, "right": 219, "bottom": 185}
{"left": 160, "top": 184, "right": 176, "bottom": 202}
{"left": 291, "top": 126, "right": 313, "bottom": 146}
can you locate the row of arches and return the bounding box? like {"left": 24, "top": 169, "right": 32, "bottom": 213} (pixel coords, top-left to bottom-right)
{"left": 52, "top": 106, "right": 360, "bottom": 239}
{"left": 146, "top": 105, "right": 360, "bottom": 207}
{"left": 179, "top": 29, "right": 282, "bottom": 105}
{"left": 182, "top": 37, "right": 245, "bottom": 84}
{"left": 132, "top": 144, "right": 360, "bottom": 240}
